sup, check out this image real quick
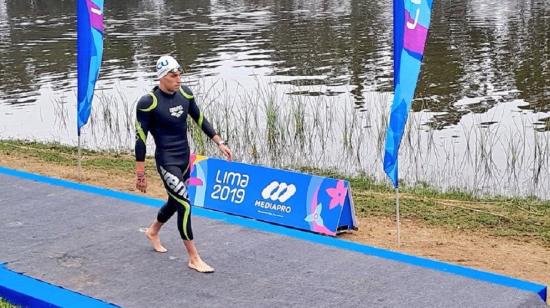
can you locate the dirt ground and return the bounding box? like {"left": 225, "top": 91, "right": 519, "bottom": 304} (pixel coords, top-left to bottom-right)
{"left": 1, "top": 154, "right": 548, "bottom": 295}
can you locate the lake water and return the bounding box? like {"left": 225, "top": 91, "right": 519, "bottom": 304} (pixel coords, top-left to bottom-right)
{"left": 0, "top": 0, "right": 549, "bottom": 198}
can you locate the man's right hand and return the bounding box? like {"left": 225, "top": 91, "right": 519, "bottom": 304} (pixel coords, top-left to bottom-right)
{"left": 135, "top": 161, "right": 147, "bottom": 193}
{"left": 136, "top": 171, "right": 147, "bottom": 193}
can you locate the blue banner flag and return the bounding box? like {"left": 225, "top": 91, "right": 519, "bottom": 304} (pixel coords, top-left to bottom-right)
{"left": 384, "top": 0, "right": 433, "bottom": 188}
{"left": 77, "top": 0, "right": 104, "bottom": 135}
{"left": 187, "top": 155, "right": 358, "bottom": 236}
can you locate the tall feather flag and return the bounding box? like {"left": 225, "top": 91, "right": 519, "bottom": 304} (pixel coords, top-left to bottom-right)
{"left": 77, "top": 0, "right": 104, "bottom": 177}
{"left": 384, "top": 0, "right": 433, "bottom": 188}
{"left": 383, "top": 0, "right": 433, "bottom": 244}
{"left": 77, "top": 0, "right": 104, "bottom": 136}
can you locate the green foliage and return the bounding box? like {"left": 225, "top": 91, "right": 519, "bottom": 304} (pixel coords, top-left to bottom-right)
{"left": 0, "top": 298, "right": 18, "bottom": 308}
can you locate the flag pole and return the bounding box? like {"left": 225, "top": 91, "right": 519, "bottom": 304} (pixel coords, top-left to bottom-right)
{"left": 78, "top": 131, "right": 82, "bottom": 181}
{"left": 395, "top": 187, "right": 401, "bottom": 246}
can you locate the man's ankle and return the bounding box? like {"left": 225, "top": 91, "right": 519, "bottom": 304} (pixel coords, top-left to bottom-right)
{"left": 189, "top": 256, "right": 201, "bottom": 263}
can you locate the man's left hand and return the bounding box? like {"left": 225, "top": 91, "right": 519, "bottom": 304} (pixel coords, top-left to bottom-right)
{"left": 219, "top": 144, "right": 233, "bottom": 161}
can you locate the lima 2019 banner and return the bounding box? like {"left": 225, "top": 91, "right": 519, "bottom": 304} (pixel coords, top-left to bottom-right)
{"left": 187, "top": 155, "right": 358, "bottom": 236}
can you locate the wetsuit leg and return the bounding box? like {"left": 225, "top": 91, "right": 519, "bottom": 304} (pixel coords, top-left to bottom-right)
{"left": 156, "top": 164, "right": 193, "bottom": 241}
{"left": 157, "top": 200, "right": 177, "bottom": 224}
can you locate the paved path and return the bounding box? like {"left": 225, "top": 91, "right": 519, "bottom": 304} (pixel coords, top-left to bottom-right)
{"left": 0, "top": 170, "right": 546, "bottom": 307}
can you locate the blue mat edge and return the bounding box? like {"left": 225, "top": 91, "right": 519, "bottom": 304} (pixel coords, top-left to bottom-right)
{"left": 0, "top": 166, "right": 546, "bottom": 303}
{"left": 0, "top": 264, "right": 117, "bottom": 307}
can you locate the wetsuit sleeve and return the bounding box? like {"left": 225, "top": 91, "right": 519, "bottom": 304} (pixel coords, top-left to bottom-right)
{"left": 135, "top": 94, "right": 153, "bottom": 161}
{"left": 185, "top": 87, "right": 217, "bottom": 139}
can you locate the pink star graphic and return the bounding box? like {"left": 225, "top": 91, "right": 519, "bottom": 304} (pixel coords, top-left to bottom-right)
{"left": 326, "top": 180, "right": 346, "bottom": 209}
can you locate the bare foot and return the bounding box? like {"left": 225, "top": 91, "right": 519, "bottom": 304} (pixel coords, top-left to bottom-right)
{"left": 145, "top": 228, "right": 167, "bottom": 253}
{"left": 188, "top": 259, "right": 214, "bottom": 273}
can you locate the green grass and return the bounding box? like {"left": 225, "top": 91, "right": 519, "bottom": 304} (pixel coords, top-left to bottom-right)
{"left": 0, "top": 139, "right": 137, "bottom": 172}
{"left": 1, "top": 139, "right": 549, "bottom": 246}
{"left": 0, "top": 298, "right": 17, "bottom": 308}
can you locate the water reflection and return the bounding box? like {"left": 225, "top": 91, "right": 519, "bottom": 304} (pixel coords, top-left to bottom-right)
{"left": 1, "top": 0, "right": 547, "bottom": 113}
{"left": 417, "top": 0, "right": 549, "bottom": 129}
{"left": 0, "top": 0, "right": 8, "bottom": 43}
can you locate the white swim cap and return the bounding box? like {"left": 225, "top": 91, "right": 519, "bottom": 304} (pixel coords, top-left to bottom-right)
{"left": 156, "top": 55, "right": 181, "bottom": 79}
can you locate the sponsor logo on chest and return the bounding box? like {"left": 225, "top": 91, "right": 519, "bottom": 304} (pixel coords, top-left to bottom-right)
{"left": 169, "top": 105, "right": 184, "bottom": 118}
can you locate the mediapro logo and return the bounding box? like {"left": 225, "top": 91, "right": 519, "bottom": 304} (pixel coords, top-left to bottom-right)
{"left": 261, "top": 181, "right": 296, "bottom": 202}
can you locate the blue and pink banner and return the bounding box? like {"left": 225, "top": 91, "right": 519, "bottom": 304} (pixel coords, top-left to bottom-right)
{"left": 384, "top": 0, "right": 433, "bottom": 188}
{"left": 187, "top": 155, "right": 357, "bottom": 236}
{"left": 77, "top": 0, "right": 104, "bottom": 135}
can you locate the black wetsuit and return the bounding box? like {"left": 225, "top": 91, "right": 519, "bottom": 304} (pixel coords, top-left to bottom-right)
{"left": 135, "top": 85, "right": 216, "bottom": 240}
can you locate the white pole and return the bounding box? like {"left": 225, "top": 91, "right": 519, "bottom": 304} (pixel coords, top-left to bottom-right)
{"left": 78, "top": 134, "right": 82, "bottom": 181}
{"left": 396, "top": 187, "right": 401, "bottom": 247}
